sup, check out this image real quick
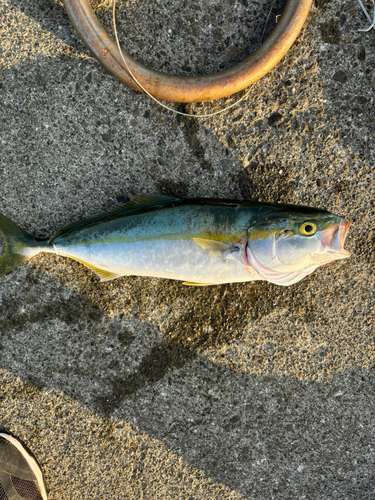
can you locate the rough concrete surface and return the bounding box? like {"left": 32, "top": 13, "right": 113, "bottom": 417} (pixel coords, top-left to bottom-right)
{"left": 0, "top": 0, "right": 374, "bottom": 498}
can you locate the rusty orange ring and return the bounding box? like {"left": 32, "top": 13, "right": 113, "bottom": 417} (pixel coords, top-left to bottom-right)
{"left": 62, "top": 0, "right": 312, "bottom": 103}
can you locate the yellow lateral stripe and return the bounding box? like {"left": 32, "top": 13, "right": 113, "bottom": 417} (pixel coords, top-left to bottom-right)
{"left": 247, "top": 228, "right": 276, "bottom": 240}
{"left": 69, "top": 230, "right": 245, "bottom": 246}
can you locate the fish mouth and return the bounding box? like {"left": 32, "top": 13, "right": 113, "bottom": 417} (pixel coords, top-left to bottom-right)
{"left": 321, "top": 219, "right": 351, "bottom": 258}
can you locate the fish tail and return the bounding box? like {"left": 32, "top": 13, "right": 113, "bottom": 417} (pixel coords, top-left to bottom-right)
{"left": 0, "top": 213, "right": 42, "bottom": 277}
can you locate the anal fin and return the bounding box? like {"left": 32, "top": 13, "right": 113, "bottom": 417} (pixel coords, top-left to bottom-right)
{"left": 81, "top": 262, "right": 121, "bottom": 282}
{"left": 92, "top": 268, "right": 122, "bottom": 282}
{"left": 63, "top": 254, "right": 121, "bottom": 282}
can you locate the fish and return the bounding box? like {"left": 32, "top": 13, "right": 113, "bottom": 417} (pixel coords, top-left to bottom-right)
{"left": 0, "top": 195, "right": 351, "bottom": 286}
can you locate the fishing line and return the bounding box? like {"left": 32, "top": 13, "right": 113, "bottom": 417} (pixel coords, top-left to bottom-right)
{"left": 112, "top": 0, "right": 252, "bottom": 118}
{"left": 355, "top": 0, "right": 375, "bottom": 31}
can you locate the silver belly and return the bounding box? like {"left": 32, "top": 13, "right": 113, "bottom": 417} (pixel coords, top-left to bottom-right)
{"left": 53, "top": 239, "right": 262, "bottom": 284}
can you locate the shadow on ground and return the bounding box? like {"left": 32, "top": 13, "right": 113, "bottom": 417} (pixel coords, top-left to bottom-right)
{"left": 0, "top": 260, "right": 374, "bottom": 498}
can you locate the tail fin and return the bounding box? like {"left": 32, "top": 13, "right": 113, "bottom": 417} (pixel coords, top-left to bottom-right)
{"left": 0, "top": 213, "right": 41, "bottom": 277}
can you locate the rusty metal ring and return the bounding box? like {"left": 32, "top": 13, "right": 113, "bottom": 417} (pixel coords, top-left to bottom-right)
{"left": 62, "top": 0, "right": 312, "bottom": 103}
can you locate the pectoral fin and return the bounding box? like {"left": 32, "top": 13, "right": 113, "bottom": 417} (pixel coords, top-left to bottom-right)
{"left": 192, "top": 238, "right": 238, "bottom": 259}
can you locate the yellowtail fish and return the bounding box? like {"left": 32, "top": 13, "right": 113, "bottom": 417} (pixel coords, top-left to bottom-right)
{"left": 0, "top": 195, "right": 350, "bottom": 286}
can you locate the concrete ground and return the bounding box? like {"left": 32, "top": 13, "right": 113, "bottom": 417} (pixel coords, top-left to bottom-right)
{"left": 0, "top": 0, "right": 374, "bottom": 498}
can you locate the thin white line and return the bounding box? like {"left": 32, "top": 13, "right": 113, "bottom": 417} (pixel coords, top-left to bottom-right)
{"left": 356, "top": 0, "right": 373, "bottom": 22}
{"left": 112, "top": 0, "right": 251, "bottom": 118}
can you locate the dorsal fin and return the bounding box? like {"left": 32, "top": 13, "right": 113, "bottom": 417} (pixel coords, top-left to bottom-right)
{"left": 122, "top": 194, "right": 178, "bottom": 209}
{"left": 48, "top": 194, "right": 180, "bottom": 244}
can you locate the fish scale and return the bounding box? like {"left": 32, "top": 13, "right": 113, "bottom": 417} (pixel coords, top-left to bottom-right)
{"left": 50, "top": 200, "right": 258, "bottom": 284}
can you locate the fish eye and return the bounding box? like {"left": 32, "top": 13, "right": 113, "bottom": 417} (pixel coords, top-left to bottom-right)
{"left": 300, "top": 222, "right": 317, "bottom": 236}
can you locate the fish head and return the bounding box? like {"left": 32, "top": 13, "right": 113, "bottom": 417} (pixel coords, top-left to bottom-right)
{"left": 245, "top": 205, "right": 351, "bottom": 286}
